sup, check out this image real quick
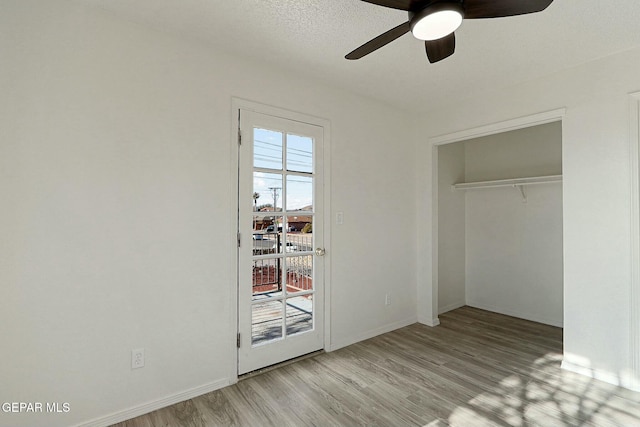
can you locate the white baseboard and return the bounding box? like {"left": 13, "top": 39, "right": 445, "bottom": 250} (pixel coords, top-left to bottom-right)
{"left": 466, "top": 300, "right": 563, "bottom": 328}
{"left": 328, "top": 316, "right": 417, "bottom": 352}
{"left": 74, "top": 378, "right": 231, "bottom": 427}
{"left": 417, "top": 315, "right": 440, "bottom": 327}
{"left": 438, "top": 301, "right": 466, "bottom": 315}
{"left": 561, "top": 360, "right": 640, "bottom": 392}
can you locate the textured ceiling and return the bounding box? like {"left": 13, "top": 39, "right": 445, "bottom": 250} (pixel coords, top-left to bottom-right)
{"left": 84, "top": 0, "right": 640, "bottom": 113}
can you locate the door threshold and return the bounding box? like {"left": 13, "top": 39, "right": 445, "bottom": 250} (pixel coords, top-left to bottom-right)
{"left": 238, "top": 349, "right": 325, "bottom": 380}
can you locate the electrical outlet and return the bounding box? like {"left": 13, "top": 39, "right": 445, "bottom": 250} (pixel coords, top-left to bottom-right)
{"left": 132, "top": 348, "right": 145, "bottom": 369}
{"left": 336, "top": 212, "right": 344, "bottom": 225}
{"left": 385, "top": 293, "right": 391, "bottom": 306}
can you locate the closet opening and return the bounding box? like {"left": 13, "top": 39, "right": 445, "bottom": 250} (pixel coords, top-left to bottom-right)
{"left": 435, "top": 120, "right": 563, "bottom": 329}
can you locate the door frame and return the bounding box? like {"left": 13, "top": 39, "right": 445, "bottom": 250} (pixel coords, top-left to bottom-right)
{"left": 229, "top": 98, "right": 331, "bottom": 381}
{"left": 628, "top": 91, "right": 640, "bottom": 391}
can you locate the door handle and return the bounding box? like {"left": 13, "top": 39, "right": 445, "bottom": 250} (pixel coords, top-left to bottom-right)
{"left": 315, "top": 248, "right": 326, "bottom": 257}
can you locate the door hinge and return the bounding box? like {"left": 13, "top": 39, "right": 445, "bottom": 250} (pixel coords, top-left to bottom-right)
{"left": 237, "top": 333, "right": 241, "bottom": 348}
{"left": 237, "top": 232, "right": 241, "bottom": 248}
{"left": 237, "top": 109, "right": 242, "bottom": 145}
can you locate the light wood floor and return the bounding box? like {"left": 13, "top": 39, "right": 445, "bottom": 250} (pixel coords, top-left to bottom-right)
{"left": 111, "top": 307, "right": 640, "bottom": 426}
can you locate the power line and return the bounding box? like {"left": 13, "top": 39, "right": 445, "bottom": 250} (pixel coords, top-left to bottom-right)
{"left": 254, "top": 139, "right": 313, "bottom": 157}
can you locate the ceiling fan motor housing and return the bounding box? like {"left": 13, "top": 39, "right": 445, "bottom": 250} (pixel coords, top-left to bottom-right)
{"left": 410, "top": 1, "right": 465, "bottom": 41}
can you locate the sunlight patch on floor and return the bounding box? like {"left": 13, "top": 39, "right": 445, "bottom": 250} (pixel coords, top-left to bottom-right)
{"left": 440, "top": 351, "right": 640, "bottom": 427}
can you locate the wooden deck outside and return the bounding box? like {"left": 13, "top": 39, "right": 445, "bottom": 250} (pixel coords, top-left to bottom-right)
{"left": 251, "top": 293, "right": 313, "bottom": 345}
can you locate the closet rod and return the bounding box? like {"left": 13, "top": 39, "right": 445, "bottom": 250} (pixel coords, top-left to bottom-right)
{"left": 452, "top": 174, "right": 562, "bottom": 191}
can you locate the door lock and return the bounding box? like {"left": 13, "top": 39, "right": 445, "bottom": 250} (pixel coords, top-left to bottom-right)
{"left": 315, "top": 248, "right": 326, "bottom": 257}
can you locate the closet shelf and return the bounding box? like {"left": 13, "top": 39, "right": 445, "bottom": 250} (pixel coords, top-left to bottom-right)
{"left": 452, "top": 174, "right": 562, "bottom": 191}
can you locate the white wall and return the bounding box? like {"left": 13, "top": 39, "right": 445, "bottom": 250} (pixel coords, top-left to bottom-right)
{"left": 465, "top": 186, "right": 564, "bottom": 326}
{"left": 464, "top": 123, "right": 563, "bottom": 182}
{"left": 417, "top": 42, "right": 640, "bottom": 390}
{"left": 0, "top": 1, "right": 417, "bottom": 426}
{"left": 437, "top": 143, "right": 466, "bottom": 313}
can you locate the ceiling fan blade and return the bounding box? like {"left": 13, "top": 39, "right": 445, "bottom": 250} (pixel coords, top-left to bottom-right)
{"left": 464, "top": 0, "right": 554, "bottom": 19}
{"left": 346, "top": 21, "right": 411, "bottom": 60}
{"left": 359, "top": 0, "right": 425, "bottom": 11}
{"left": 425, "top": 32, "right": 455, "bottom": 63}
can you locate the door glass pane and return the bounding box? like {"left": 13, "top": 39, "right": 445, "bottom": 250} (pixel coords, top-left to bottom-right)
{"left": 286, "top": 295, "right": 313, "bottom": 336}
{"left": 252, "top": 258, "right": 283, "bottom": 297}
{"left": 254, "top": 172, "right": 282, "bottom": 211}
{"left": 286, "top": 175, "right": 312, "bottom": 211}
{"left": 254, "top": 128, "right": 282, "bottom": 170}
{"left": 285, "top": 255, "right": 313, "bottom": 293}
{"left": 252, "top": 299, "right": 283, "bottom": 345}
{"left": 252, "top": 217, "right": 272, "bottom": 256}
{"left": 269, "top": 229, "right": 285, "bottom": 254}
{"left": 286, "top": 134, "right": 313, "bottom": 173}
{"left": 285, "top": 228, "right": 312, "bottom": 253}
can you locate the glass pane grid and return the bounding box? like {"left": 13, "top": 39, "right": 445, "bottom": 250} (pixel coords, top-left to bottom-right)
{"left": 286, "top": 295, "right": 313, "bottom": 337}
{"left": 254, "top": 128, "right": 282, "bottom": 170}
{"left": 251, "top": 300, "right": 283, "bottom": 345}
{"left": 285, "top": 255, "right": 313, "bottom": 293}
{"left": 251, "top": 223, "right": 278, "bottom": 256}
{"left": 253, "top": 172, "right": 283, "bottom": 211}
{"left": 286, "top": 175, "right": 313, "bottom": 212}
{"left": 286, "top": 134, "right": 313, "bottom": 174}
{"left": 284, "top": 231, "right": 313, "bottom": 253}
{"left": 252, "top": 258, "right": 282, "bottom": 297}
{"left": 249, "top": 127, "right": 316, "bottom": 346}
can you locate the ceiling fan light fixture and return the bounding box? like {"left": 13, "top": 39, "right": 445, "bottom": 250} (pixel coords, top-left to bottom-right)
{"left": 410, "top": 2, "right": 464, "bottom": 41}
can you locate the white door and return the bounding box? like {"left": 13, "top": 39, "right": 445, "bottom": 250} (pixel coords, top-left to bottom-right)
{"left": 238, "top": 109, "right": 325, "bottom": 375}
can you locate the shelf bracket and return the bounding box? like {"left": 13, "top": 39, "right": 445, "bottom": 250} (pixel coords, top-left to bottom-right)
{"left": 514, "top": 184, "right": 527, "bottom": 203}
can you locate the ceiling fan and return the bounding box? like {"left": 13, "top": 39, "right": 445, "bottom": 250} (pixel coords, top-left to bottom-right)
{"left": 346, "top": 0, "right": 554, "bottom": 63}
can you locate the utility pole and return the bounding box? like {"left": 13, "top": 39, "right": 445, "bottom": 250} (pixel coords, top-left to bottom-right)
{"left": 268, "top": 186, "right": 283, "bottom": 291}
{"left": 268, "top": 187, "right": 281, "bottom": 215}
